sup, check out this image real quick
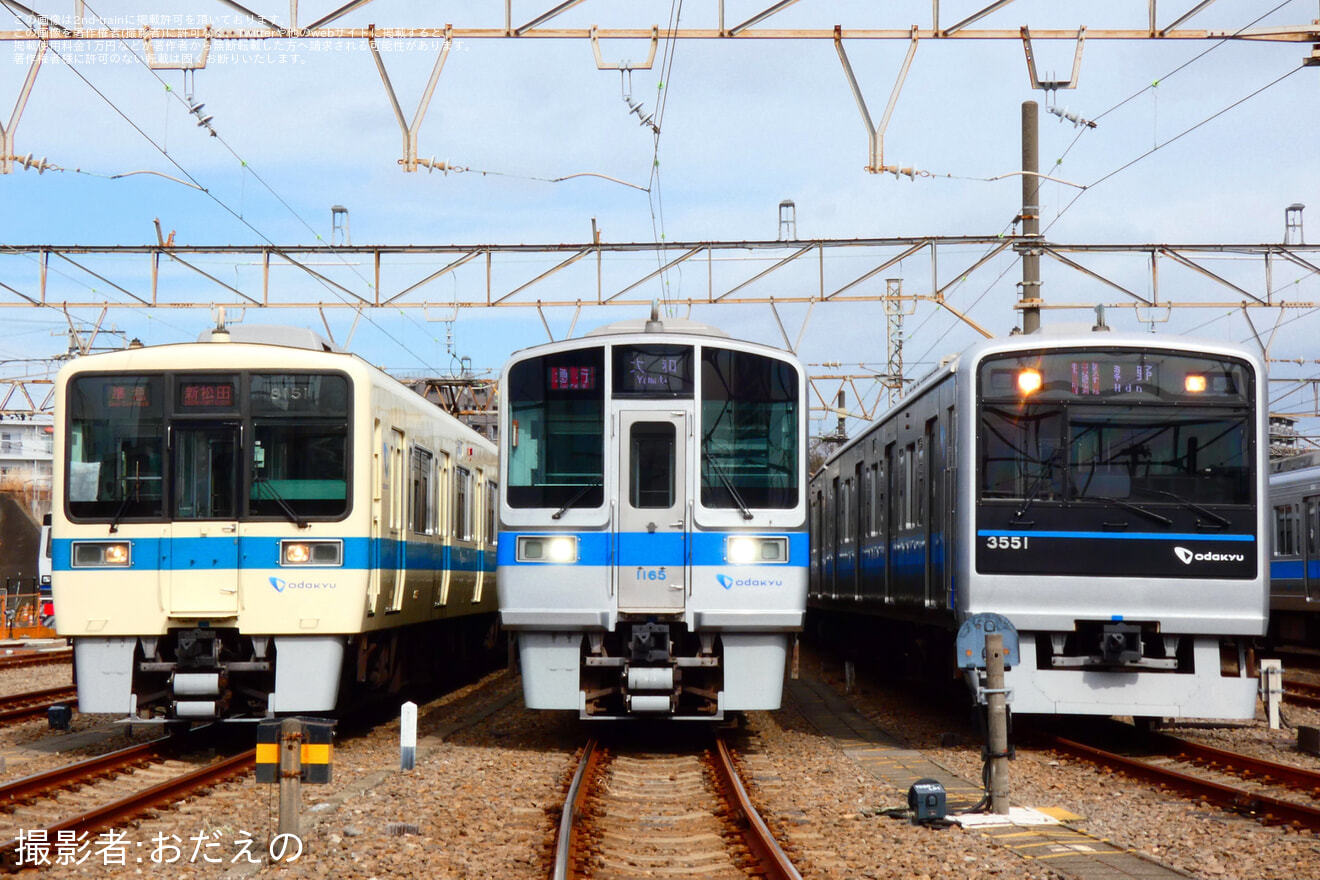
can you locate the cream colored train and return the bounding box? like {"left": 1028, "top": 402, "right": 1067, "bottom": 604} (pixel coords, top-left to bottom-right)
{"left": 53, "top": 325, "right": 498, "bottom": 721}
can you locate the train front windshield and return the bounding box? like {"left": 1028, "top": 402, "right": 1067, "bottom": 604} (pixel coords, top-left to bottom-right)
{"left": 505, "top": 343, "right": 800, "bottom": 511}
{"left": 978, "top": 350, "right": 1253, "bottom": 506}
{"left": 65, "top": 372, "right": 350, "bottom": 522}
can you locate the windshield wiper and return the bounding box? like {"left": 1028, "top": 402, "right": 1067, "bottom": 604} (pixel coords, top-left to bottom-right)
{"left": 254, "top": 476, "right": 308, "bottom": 529}
{"left": 1086, "top": 494, "right": 1172, "bottom": 527}
{"left": 1014, "top": 450, "right": 1063, "bottom": 520}
{"left": 552, "top": 481, "right": 600, "bottom": 520}
{"left": 108, "top": 492, "right": 132, "bottom": 534}
{"left": 1134, "top": 488, "right": 1231, "bottom": 529}
{"left": 704, "top": 453, "right": 753, "bottom": 521}
{"left": 108, "top": 474, "right": 148, "bottom": 533}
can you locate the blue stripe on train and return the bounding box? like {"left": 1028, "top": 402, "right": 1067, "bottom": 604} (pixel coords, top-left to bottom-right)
{"left": 496, "top": 531, "right": 809, "bottom": 567}
{"left": 51, "top": 536, "right": 495, "bottom": 573}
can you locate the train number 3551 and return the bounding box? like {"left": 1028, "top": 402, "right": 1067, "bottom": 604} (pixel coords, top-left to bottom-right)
{"left": 985, "top": 536, "right": 1030, "bottom": 550}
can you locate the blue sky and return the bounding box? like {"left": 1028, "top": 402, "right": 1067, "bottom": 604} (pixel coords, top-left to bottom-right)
{"left": 2, "top": 1, "right": 1318, "bottom": 438}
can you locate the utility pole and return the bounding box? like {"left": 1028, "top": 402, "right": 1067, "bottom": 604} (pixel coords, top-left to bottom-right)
{"left": 1020, "top": 101, "right": 1041, "bottom": 334}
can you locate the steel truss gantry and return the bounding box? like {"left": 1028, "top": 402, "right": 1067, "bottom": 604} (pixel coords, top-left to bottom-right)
{"left": 2, "top": 1, "right": 1318, "bottom": 173}
{"left": 2, "top": 235, "right": 1320, "bottom": 420}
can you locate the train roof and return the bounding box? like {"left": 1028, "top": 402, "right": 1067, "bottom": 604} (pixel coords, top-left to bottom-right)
{"left": 504, "top": 309, "right": 798, "bottom": 366}
{"left": 193, "top": 324, "right": 343, "bottom": 351}
{"left": 815, "top": 322, "right": 1265, "bottom": 472}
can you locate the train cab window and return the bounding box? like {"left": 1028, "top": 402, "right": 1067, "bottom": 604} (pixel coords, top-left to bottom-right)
{"left": 700, "top": 347, "right": 800, "bottom": 509}
{"left": 630, "top": 423, "right": 676, "bottom": 509}
{"left": 249, "top": 374, "right": 350, "bottom": 520}
{"left": 506, "top": 348, "right": 605, "bottom": 510}
{"left": 66, "top": 375, "right": 165, "bottom": 520}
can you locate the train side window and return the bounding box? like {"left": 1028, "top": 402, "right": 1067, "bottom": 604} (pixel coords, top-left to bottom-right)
{"left": 630, "top": 422, "right": 676, "bottom": 509}
{"left": 455, "top": 466, "right": 472, "bottom": 541}
{"left": 1275, "top": 504, "right": 1296, "bottom": 557}
{"left": 411, "top": 449, "right": 433, "bottom": 535}
{"left": 1309, "top": 500, "right": 1319, "bottom": 557}
{"left": 486, "top": 480, "right": 498, "bottom": 545}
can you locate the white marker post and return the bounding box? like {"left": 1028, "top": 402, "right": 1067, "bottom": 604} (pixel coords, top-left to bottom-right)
{"left": 1260, "top": 659, "right": 1282, "bottom": 730}
{"left": 400, "top": 701, "right": 417, "bottom": 770}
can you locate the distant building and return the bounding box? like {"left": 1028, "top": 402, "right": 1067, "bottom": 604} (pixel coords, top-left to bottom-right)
{"left": 0, "top": 414, "right": 53, "bottom": 521}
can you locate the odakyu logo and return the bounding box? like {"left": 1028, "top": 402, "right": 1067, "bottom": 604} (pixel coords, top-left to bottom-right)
{"left": 716, "top": 573, "right": 784, "bottom": 590}
{"left": 1173, "top": 546, "right": 1245, "bottom": 565}
{"left": 269, "top": 577, "right": 338, "bottom": 592}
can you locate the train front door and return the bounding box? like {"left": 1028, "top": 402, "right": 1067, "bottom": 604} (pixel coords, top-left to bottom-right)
{"left": 165, "top": 422, "right": 241, "bottom": 616}
{"left": 617, "top": 412, "right": 688, "bottom": 612}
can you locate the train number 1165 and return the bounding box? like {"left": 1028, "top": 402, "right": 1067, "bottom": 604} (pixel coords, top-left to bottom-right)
{"left": 985, "top": 536, "right": 1030, "bottom": 550}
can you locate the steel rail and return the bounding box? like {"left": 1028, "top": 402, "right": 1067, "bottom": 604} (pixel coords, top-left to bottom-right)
{"left": 0, "top": 686, "right": 77, "bottom": 724}
{"left": 0, "top": 745, "right": 254, "bottom": 870}
{"left": 552, "top": 737, "right": 600, "bottom": 880}
{"left": 1284, "top": 678, "right": 1320, "bottom": 709}
{"left": 0, "top": 735, "right": 173, "bottom": 808}
{"left": 1149, "top": 731, "right": 1320, "bottom": 794}
{"left": 1051, "top": 735, "right": 1320, "bottom": 830}
{"left": 711, "top": 735, "right": 803, "bottom": 880}
{"left": 0, "top": 650, "right": 72, "bottom": 670}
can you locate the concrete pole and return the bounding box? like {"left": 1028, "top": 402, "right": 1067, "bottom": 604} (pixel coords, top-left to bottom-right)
{"left": 278, "top": 717, "right": 304, "bottom": 840}
{"left": 986, "top": 632, "right": 1011, "bottom": 814}
{"left": 1021, "top": 101, "right": 1041, "bottom": 334}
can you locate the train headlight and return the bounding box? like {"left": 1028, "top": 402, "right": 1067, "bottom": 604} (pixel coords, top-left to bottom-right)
{"left": 280, "top": 540, "right": 343, "bottom": 566}
{"left": 517, "top": 535, "right": 579, "bottom": 563}
{"left": 1016, "top": 368, "right": 1043, "bottom": 395}
{"left": 725, "top": 536, "right": 789, "bottom": 564}
{"left": 1184, "top": 373, "right": 1207, "bottom": 393}
{"left": 72, "top": 541, "right": 131, "bottom": 567}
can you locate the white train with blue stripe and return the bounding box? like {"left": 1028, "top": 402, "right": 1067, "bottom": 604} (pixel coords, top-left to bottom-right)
{"left": 53, "top": 325, "right": 498, "bottom": 721}
{"left": 497, "top": 310, "right": 808, "bottom": 719}
{"left": 809, "top": 322, "right": 1268, "bottom": 719}
{"left": 1266, "top": 451, "right": 1320, "bottom": 646}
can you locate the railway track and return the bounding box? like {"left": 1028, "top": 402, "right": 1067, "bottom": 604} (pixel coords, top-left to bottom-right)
{"left": 1045, "top": 727, "right": 1320, "bottom": 830}
{"left": 553, "top": 733, "right": 800, "bottom": 880}
{"left": 0, "top": 649, "right": 71, "bottom": 671}
{"left": 1284, "top": 677, "right": 1320, "bottom": 709}
{"left": 0, "top": 686, "right": 77, "bottom": 725}
{"left": 0, "top": 733, "right": 254, "bottom": 870}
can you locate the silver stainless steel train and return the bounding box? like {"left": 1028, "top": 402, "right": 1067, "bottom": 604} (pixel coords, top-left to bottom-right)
{"left": 497, "top": 311, "right": 808, "bottom": 719}
{"left": 53, "top": 325, "right": 499, "bottom": 721}
{"left": 1267, "top": 451, "right": 1320, "bottom": 645}
{"left": 809, "top": 323, "right": 1269, "bottom": 719}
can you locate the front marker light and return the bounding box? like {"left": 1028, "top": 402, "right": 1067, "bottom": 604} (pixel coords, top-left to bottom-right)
{"left": 725, "top": 536, "right": 789, "bottom": 564}
{"left": 517, "top": 535, "right": 579, "bottom": 563}
{"left": 727, "top": 537, "right": 757, "bottom": 565}
{"left": 280, "top": 540, "right": 343, "bottom": 566}
{"left": 72, "top": 541, "right": 131, "bottom": 567}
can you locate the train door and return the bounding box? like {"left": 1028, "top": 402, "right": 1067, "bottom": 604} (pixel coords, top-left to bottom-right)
{"left": 368, "top": 419, "right": 382, "bottom": 616}
{"left": 854, "top": 462, "right": 864, "bottom": 600}
{"left": 617, "top": 412, "right": 687, "bottom": 612}
{"left": 433, "top": 450, "right": 452, "bottom": 608}
{"left": 923, "top": 420, "right": 936, "bottom": 607}
{"left": 166, "top": 422, "right": 240, "bottom": 616}
{"left": 386, "top": 429, "right": 406, "bottom": 612}
{"left": 472, "top": 470, "right": 487, "bottom": 604}
{"left": 883, "top": 442, "right": 895, "bottom": 603}
{"left": 1307, "top": 495, "right": 1320, "bottom": 602}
